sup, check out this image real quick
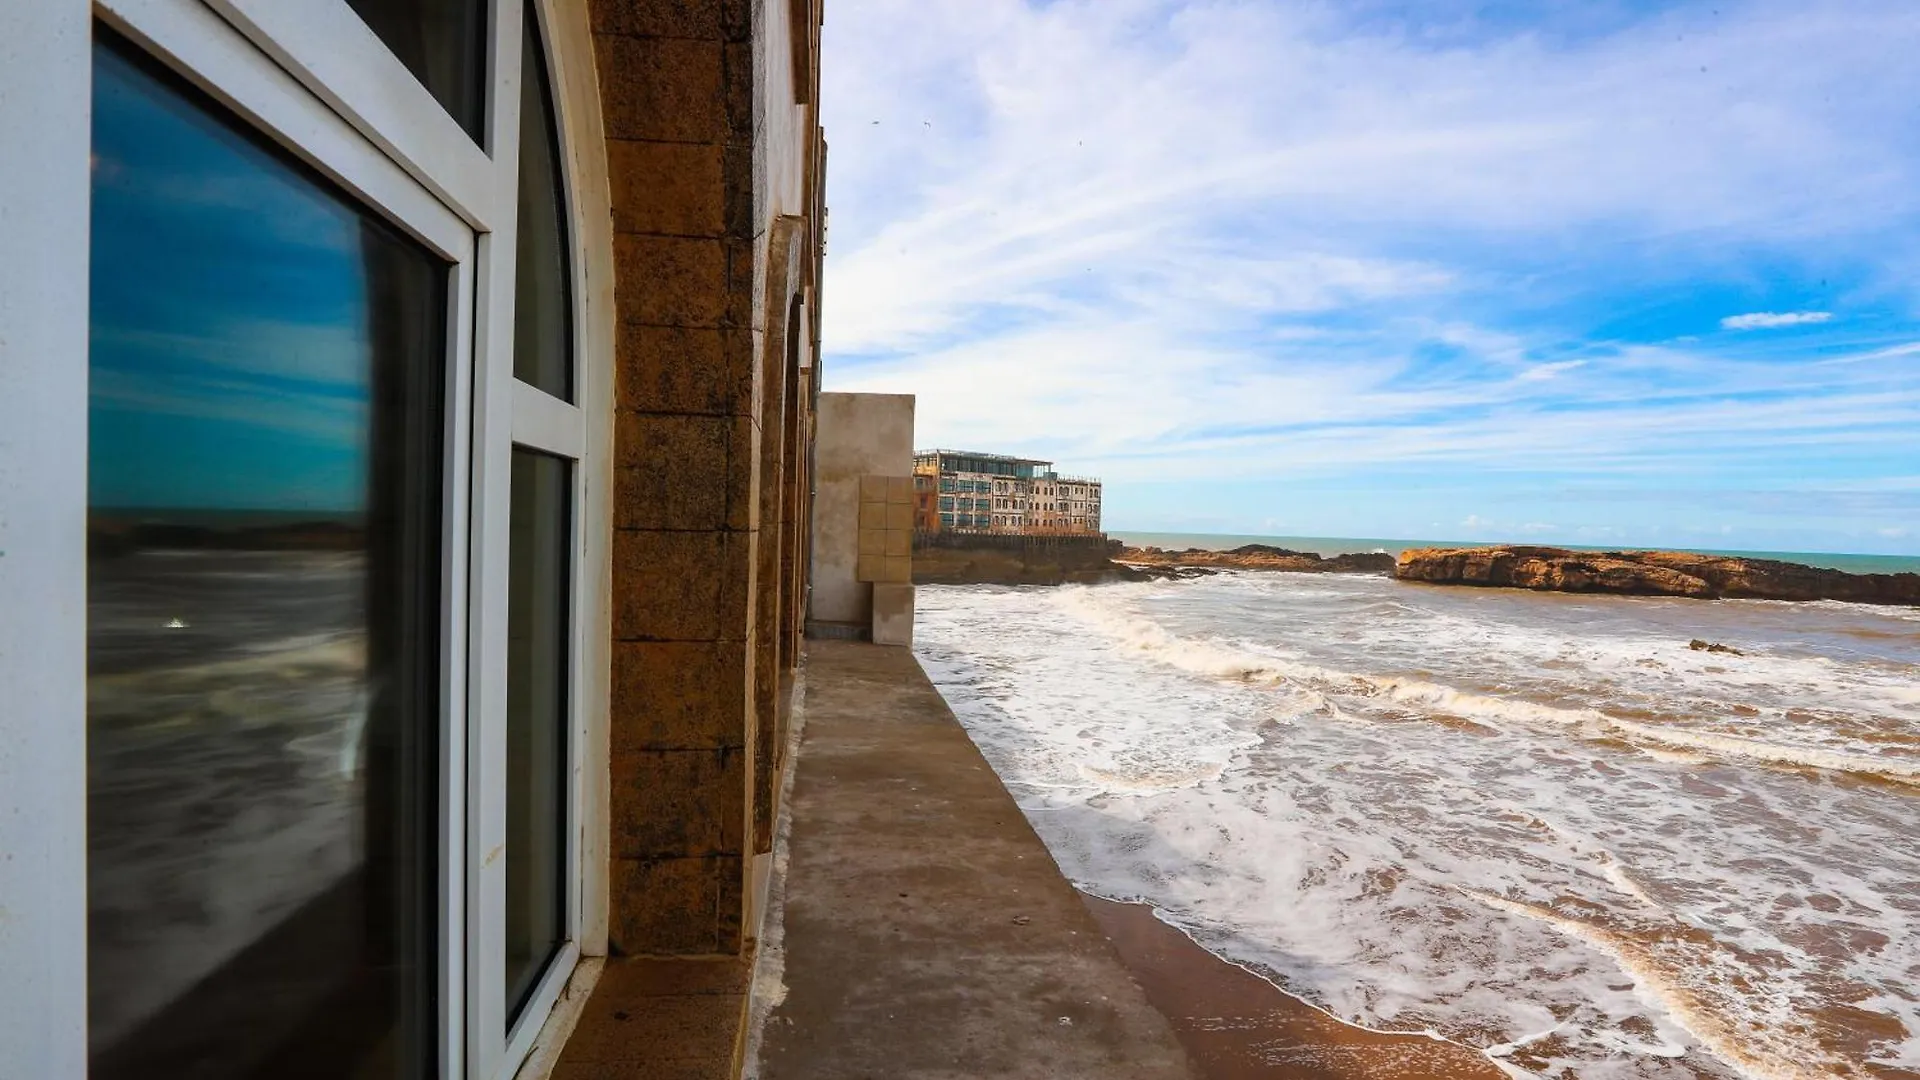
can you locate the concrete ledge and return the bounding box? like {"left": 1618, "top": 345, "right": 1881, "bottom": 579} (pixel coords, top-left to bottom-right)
{"left": 801, "top": 620, "right": 867, "bottom": 642}
{"left": 549, "top": 956, "right": 753, "bottom": 1080}
{"left": 753, "top": 641, "right": 1194, "bottom": 1079}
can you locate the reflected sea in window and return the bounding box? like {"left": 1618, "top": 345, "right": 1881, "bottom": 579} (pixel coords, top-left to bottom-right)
{"left": 88, "top": 35, "right": 445, "bottom": 1080}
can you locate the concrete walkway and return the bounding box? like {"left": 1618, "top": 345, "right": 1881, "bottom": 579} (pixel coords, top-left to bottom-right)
{"left": 755, "top": 641, "right": 1195, "bottom": 1080}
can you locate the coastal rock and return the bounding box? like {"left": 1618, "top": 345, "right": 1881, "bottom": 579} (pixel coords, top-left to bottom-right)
{"left": 1395, "top": 546, "right": 1920, "bottom": 606}
{"left": 1117, "top": 544, "right": 1397, "bottom": 574}
{"left": 1689, "top": 639, "right": 1744, "bottom": 656}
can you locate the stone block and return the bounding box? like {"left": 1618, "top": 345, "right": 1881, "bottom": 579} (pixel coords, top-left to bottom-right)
{"left": 724, "top": 414, "right": 760, "bottom": 532}
{"left": 872, "top": 583, "right": 915, "bottom": 647}
{"left": 610, "top": 641, "right": 748, "bottom": 751}
{"left": 715, "top": 856, "right": 744, "bottom": 949}
{"left": 887, "top": 475, "right": 913, "bottom": 502}
{"left": 723, "top": 238, "right": 755, "bottom": 327}
{"left": 722, "top": 41, "right": 753, "bottom": 143}
{"left": 615, "top": 415, "right": 730, "bottom": 530}
{"left": 595, "top": 36, "right": 725, "bottom": 144}
{"left": 611, "top": 748, "right": 745, "bottom": 859}
{"left": 859, "top": 475, "right": 887, "bottom": 502}
{"left": 857, "top": 528, "right": 885, "bottom": 556}
{"left": 883, "top": 555, "right": 911, "bottom": 583}
{"left": 885, "top": 502, "right": 913, "bottom": 530}
{"left": 613, "top": 529, "right": 740, "bottom": 641}
{"left": 883, "top": 529, "right": 911, "bottom": 558}
{"left": 607, "top": 139, "right": 724, "bottom": 237}
{"left": 854, "top": 555, "right": 880, "bottom": 583}
{"left": 590, "top": 0, "right": 720, "bottom": 40}
{"left": 609, "top": 856, "right": 740, "bottom": 956}
{"left": 615, "top": 234, "right": 727, "bottom": 327}
{"left": 722, "top": 144, "right": 754, "bottom": 240}
{"left": 615, "top": 324, "right": 751, "bottom": 417}
{"left": 857, "top": 500, "right": 886, "bottom": 530}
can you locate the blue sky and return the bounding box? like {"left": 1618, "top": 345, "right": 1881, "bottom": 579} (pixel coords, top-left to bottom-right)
{"left": 818, "top": 0, "right": 1920, "bottom": 555}
{"left": 91, "top": 42, "right": 374, "bottom": 514}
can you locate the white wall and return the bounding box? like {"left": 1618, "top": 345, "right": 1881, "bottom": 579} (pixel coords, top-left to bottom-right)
{"left": 0, "top": 4, "right": 91, "bottom": 1073}
{"left": 809, "top": 393, "right": 915, "bottom": 626}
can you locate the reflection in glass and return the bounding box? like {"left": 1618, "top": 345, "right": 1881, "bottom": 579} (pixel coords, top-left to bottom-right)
{"left": 88, "top": 34, "right": 445, "bottom": 1080}
{"left": 504, "top": 450, "right": 572, "bottom": 1025}
{"left": 513, "top": 7, "right": 575, "bottom": 399}
{"left": 345, "top": 0, "right": 488, "bottom": 142}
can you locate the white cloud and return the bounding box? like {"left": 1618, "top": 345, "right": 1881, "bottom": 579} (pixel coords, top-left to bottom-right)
{"left": 1721, "top": 311, "right": 1834, "bottom": 330}
{"left": 820, "top": 0, "right": 1920, "bottom": 536}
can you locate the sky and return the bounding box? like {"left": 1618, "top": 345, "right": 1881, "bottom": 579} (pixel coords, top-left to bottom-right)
{"left": 91, "top": 42, "right": 378, "bottom": 514}
{"left": 817, "top": 0, "right": 1920, "bottom": 556}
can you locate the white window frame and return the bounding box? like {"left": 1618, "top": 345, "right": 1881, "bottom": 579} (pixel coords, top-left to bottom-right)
{"left": 0, "top": 1, "right": 614, "bottom": 1077}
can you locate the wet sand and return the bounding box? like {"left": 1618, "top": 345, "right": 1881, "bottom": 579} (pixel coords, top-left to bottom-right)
{"left": 1082, "top": 895, "right": 1507, "bottom": 1080}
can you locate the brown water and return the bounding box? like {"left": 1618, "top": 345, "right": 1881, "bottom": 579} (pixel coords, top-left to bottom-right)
{"left": 917, "top": 574, "right": 1920, "bottom": 1079}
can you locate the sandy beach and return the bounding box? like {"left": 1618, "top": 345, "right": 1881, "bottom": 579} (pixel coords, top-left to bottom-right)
{"left": 1083, "top": 895, "right": 1505, "bottom": 1080}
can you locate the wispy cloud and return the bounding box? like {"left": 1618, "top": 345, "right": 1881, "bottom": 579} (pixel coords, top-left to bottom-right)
{"left": 1721, "top": 311, "right": 1834, "bottom": 330}
{"left": 821, "top": 0, "right": 1920, "bottom": 553}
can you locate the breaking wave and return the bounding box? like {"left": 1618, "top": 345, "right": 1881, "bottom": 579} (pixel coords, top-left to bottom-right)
{"left": 1052, "top": 587, "right": 1920, "bottom": 787}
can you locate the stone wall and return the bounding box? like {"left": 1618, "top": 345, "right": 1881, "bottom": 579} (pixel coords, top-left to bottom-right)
{"left": 588, "top": 0, "right": 823, "bottom": 958}
{"left": 911, "top": 533, "right": 1121, "bottom": 586}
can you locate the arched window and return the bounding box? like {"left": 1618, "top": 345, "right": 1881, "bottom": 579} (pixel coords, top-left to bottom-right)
{"left": 67, "top": 3, "right": 604, "bottom": 1079}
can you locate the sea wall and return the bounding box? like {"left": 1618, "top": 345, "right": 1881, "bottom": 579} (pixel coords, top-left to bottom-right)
{"left": 1396, "top": 546, "right": 1920, "bottom": 605}
{"left": 912, "top": 532, "right": 1122, "bottom": 586}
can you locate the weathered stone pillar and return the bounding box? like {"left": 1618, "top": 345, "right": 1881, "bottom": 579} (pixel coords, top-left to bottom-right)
{"left": 593, "top": 0, "right": 761, "bottom": 957}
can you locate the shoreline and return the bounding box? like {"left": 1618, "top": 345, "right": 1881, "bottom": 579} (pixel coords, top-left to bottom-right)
{"left": 1080, "top": 894, "right": 1508, "bottom": 1080}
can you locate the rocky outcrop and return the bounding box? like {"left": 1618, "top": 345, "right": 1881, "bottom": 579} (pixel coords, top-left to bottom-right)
{"left": 1117, "top": 544, "right": 1397, "bottom": 574}
{"left": 1690, "top": 639, "right": 1744, "bottom": 655}
{"left": 1395, "top": 546, "right": 1920, "bottom": 606}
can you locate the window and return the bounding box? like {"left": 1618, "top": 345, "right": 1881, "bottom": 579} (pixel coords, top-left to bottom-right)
{"left": 62, "top": 3, "right": 606, "bottom": 1079}
{"left": 87, "top": 34, "right": 446, "bottom": 1078}
{"left": 346, "top": 0, "right": 489, "bottom": 141}
{"left": 512, "top": 14, "right": 574, "bottom": 399}
{"left": 502, "top": 5, "right": 578, "bottom": 1037}
{"left": 504, "top": 450, "right": 570, "bottom": 1023}
{"left": 939, "top": 497, "right": 955, "bottom": 511}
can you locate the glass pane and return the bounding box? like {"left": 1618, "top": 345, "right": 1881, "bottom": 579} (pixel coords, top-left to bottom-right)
{"left": 512, "top": 9, "right": 574, "bottom": 399}
{"left": 504, "top": 449, "right": 571, "bottom": 1023}
{"left": 88, "top": 34, "right": 445, "bottom": 1080}
{"left": 345, "top": 0, "right": 488, "bottom": 142}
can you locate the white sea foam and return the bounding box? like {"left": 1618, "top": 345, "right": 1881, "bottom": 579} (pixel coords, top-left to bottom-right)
{"left": 1051, "top": 585, "right": 1920, "bottom": 785}
{"left": 914, "top": 576, "right": 1920, "bottom": 1079}
{"left": 1459, "top": 889, "right": 1867, "bottom": 1080}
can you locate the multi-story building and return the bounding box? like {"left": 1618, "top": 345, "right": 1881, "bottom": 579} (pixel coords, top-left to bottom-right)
{"left": 912, "top": 450, "right": 1103, "bottom": 534}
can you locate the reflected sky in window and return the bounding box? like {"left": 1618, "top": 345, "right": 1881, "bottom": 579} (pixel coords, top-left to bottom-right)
{"left": 87, "top": 40, "right": 446, "bottom": 1078}
{"left": 91, "top": 45, "right": 371, "bottom": 514}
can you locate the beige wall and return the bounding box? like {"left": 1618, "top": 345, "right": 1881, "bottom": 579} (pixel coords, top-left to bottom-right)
{"left": 810, "top": 393, "right": 915, "bottom": 627}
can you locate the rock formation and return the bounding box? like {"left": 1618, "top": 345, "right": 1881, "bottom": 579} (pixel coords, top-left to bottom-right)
{"left": 1395, "top": 546, "right": 1920, "bottom": 606}
{"left": 1116, "top": 545, "right": 1397, "bottom": 574}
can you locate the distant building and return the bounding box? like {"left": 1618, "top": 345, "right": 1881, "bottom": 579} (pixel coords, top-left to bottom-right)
{"left": 912, "top": 450, "right": 1103, "bottom": 534}
{"left": 913, "top": 472, "right": 941, "bottom": 532}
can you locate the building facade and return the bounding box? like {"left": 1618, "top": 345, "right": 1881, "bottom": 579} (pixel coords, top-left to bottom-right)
{"left": 1, "top": 1, "right": 825, "bottom": 1077}
{"left": 912, "top": 450, "right": 1103, "bottom": 535}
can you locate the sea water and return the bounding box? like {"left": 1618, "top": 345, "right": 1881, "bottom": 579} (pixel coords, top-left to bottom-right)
{"left": 914, "top": 573, "right": 1920, "bottom": 1079}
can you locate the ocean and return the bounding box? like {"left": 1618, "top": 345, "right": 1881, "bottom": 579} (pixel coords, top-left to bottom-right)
{"left": 914, "top": 570, "right": 1920, "bottom": 1079}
